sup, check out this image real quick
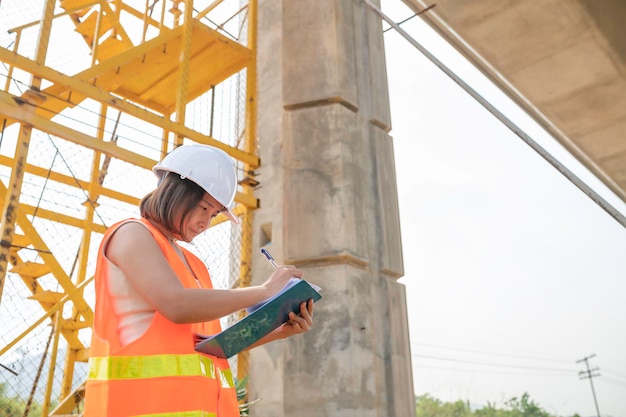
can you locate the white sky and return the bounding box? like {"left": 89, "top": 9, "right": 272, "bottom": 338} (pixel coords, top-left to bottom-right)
{"left": 381, "top": 2, "right": 626, "bottom": 416}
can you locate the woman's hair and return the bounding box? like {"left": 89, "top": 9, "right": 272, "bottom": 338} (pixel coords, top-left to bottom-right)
{"left": 139, "top": 172, "right": 206, "bottom": 237}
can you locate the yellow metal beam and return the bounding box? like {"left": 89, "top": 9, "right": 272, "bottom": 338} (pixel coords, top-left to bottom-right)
{"left": 0, "top": 90, "right": 156, "bottom": 168}
{"left": 0, "top": 167, "right": 135, "bottom": 207}
{"left": 0, "top": 183, "right": 94, "bottom": 324}
{"left": 0, "top": 219, "right": 91, "bottom": 361}
{"left": 0, "top": 94, "right": 260, "bottom": 208}
{"left": 0, "top": 46, "right": 260, "bottom": 167}
{"left": 236, "top": 0, "right": 259, "bottom": 384}
{"left": 0, "top": 275, "right": 93, "bottom": 357}
{"left": 0, "top": 154, "right": 141, "bottom": 207}
{"left": 0, "top": 123, "right": 32, "bottom": 304}
{"left": 30, "top": 207, "right": 106, "bottom": 234}
{"left": 50, "top": 382, "right": 85, "bottom": 415}
{"left": 42, "top": 311, "right": 63, "bottom": 417}
{"left": 174, "top": 0, "right": 194, "bottom": 144}
{"left": 118, "top": 3, "right": 162, "bottom": 31}
{"left": 9, "top": 0, "right": 102, "bottom": 33}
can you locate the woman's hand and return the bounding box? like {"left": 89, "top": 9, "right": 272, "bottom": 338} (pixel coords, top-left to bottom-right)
{"left": 244, "top": 299, "right": 315, "bottom": 351}
{"left": 261, "top": 265, "right": 303, "bottom": 298}
{"left": 277, "top": 299, "right": 314, "bottom": 338}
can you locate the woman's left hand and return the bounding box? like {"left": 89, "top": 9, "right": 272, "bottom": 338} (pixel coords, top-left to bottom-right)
{"left": 245, "top": 299, "right": 315, "bottom": 351}
{"left": 279, "top": 299, "right": 314, "bottom": 338}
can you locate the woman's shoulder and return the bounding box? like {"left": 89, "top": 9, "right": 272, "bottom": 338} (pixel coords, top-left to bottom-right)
{"left": 104, "top": 219, "right": 157, "bottom": 259}
{"left": 107, "top": 218, "right": 151, "bottom": 239}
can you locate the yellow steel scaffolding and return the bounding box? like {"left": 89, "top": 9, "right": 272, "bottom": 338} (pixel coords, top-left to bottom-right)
{"left": 0, "top": 1, "right": 258, "bottom": 415}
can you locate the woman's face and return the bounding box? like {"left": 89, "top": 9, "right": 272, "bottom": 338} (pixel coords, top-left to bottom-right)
{"left": 176, "top": 193, "right": 227, "bottom": 242}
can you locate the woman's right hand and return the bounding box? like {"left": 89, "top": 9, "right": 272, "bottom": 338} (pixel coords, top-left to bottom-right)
{"left": 261, "top": 265, "right": 303, "bottom": 298}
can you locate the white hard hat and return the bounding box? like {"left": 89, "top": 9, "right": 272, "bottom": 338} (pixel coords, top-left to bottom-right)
{"left": 152, "top": 144, "right": 239, "bottom": 224}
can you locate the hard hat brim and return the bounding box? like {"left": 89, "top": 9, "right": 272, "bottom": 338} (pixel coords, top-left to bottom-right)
{"left": 222, "top": 207, "right": 240, "bottom": 224}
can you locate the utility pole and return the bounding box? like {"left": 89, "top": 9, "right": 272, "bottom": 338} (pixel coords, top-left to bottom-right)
{"left": 577, "top": 354, "right": 601, "bottom": 417}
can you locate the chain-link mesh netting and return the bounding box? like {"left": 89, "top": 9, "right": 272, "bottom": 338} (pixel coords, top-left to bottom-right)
{"left": 0, "top": 1, "right": 253, "bottom": 415}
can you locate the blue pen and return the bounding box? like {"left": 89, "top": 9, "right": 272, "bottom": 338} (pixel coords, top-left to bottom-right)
{"left": 261, "top": 248, "right": 279, "bottom": 269}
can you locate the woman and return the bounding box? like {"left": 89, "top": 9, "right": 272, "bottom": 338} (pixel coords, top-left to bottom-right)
{"left": 84, "top": 144, "right": 314, "bottom": 417}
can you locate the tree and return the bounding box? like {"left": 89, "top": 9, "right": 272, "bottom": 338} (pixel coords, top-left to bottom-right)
{"left": 416, "top": 392, "right": 577, "bottom": 417}
{"left": 415, "top": 394, "right": 473, "bottom": 417}
{"left": 504, "top": 393, "right": 552, "bottom": 417}
{"left": 0, "top": 383, "right": 43, "bottom": 417}
{"left": 0, "top": 384, "right": 23, "bottom": 417}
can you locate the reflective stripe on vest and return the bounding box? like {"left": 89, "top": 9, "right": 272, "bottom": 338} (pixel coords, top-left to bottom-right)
{"left": 88, "top": 353, "right": 233, "bottom": 388}
{"left": 217, "top": 365, "right": 235, "bottom": 388}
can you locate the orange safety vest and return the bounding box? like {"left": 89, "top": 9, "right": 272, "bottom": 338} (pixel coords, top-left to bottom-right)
{"left": 84, "top": 218, "right": 239, "bottom": 417}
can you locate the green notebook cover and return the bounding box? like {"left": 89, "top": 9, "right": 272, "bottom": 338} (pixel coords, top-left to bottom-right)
{"left": 194, "top": 279, "right": 322, "bottom": 359}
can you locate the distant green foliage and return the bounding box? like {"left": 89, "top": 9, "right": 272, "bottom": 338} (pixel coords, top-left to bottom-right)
{"left": 415, "top": 392, "right": 579, "bottom": 417}
{"left": 0, "top": 383, "right": 43, "bottom": 417}
{"left": 415, "top": 394, "right": 473, "bottom": 417}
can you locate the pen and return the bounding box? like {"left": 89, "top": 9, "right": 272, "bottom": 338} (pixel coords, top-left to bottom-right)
{"left": 261, "top": 248, "right": 279, "bottom": 269}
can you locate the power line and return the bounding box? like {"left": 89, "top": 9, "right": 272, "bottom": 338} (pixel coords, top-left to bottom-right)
{"left": 412, "top": 341, "right": 578, "bottom": 364}
{"left": 577, "top": 354, "right": 602, "bottom": 417}
{"left": 601, "top": 369, "right": 626, "bottom": 383}
{"left": 414, "top": 364, "right": 577, "bottom": 378}
{"left": 600, "top": 375, "right": 626, "bottom": 389}
{"left": 412, "top": 353, "right": 577, "bottom": 374}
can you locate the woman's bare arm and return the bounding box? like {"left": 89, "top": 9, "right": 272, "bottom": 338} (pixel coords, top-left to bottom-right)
{"left": 106, "top": 222, "right": 301, "bottom": 323}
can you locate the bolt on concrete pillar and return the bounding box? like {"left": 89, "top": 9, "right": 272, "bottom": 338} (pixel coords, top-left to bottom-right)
{"left": 250, "top": 1, "right": 415, "bottom": 416}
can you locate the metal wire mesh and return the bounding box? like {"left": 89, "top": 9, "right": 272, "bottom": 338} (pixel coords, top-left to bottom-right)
{"left": 0, "top": 1, "right": 254, "bottom": 415}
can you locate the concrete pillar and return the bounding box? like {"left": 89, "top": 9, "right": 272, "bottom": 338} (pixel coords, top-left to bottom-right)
{"left": 249, "top": 1, "right": 415, "bottom": 416}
